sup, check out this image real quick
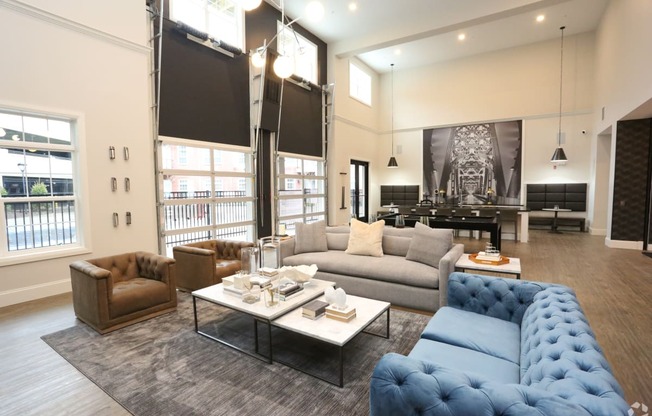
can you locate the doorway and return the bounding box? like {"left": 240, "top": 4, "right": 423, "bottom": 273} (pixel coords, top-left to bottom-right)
{"left": 350, "top": 160, "right": 369, "bottom": 222}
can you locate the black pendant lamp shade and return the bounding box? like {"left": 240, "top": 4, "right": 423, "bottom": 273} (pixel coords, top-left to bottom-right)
{"left": 387, "top": 156, "right": 398, "bottom": 168}
{"left": 551, "top": 26, "right": 569, "bottom": 163}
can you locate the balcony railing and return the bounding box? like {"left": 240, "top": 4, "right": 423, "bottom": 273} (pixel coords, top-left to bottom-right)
{"left": 161, "top": 190, "right": 251, "bottom": 254}
{"left": 4, "top": 200, "right": 76, "bottom": 251}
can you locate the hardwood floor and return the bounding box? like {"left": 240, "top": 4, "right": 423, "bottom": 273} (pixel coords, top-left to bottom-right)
{"left": 0, "top": 230, "right": 650, "bottom": 415}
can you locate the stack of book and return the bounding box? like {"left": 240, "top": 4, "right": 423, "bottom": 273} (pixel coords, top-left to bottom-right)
{"left": 259, "top": 268, "right": 279, "bottom": 279}
{"left": 278, "top": 281, "right": 303, "bottom": 301}
{"left": 325, "top": 304, "right": 356, "bottom": 322}
{"left": 302, "top": 299, "right": 329, "bottom": 320}
{"left": 249, "top": 275, "right": 271, "bottom": 288}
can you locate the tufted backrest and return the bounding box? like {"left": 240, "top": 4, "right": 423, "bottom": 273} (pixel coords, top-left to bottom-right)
{"left": 519, "top": 287, "right": 628, "bottom": 415}
{"left": 215, "top": 240, "right": 254, "bottom": 260}
{"left": 447, "top": 272, "right": 551, "bottom": 324}
{"left": 89, "top": 252, "right": 139, "bottom": 283}
{"left": 183, "top": 239, "right": 254, "bottom": 260}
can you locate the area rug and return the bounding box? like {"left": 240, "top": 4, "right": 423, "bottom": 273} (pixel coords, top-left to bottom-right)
{"left": 41, "top": 292, "right": 430, "bottom": 415}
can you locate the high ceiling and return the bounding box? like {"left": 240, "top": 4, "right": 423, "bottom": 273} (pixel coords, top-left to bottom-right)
{"left": 281, "top": 0, "right": 609, "bottom": 73}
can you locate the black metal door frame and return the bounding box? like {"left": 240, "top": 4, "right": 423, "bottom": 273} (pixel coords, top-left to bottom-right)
{"left": 350, "top": 160, "right": 369, "bottom": 222}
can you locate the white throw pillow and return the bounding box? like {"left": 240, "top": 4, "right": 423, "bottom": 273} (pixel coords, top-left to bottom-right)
{"left": 345, "top": 218, "right": 385, "bottom": 257}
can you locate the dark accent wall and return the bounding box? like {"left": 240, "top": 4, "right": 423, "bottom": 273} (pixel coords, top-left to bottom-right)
{"left": 246, "top": 2, "right": 327, "bottom": 157}
{"left": 611, "top": 119, "right": 652, "bottom": 241}
{"left": 158, "top": 19, "right": 250, "bottom": 146}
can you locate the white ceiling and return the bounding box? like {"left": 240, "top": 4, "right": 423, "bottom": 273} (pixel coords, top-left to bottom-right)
{"left": 281, "top": 0, "right": 609, "bottom": 73}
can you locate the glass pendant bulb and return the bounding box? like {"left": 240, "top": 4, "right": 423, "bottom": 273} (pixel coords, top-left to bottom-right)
{"left": 240, "top": 0, "right": 262, "bottom": 12}
{"left": 273, "top": 55, "right": 294, "bottom": 79}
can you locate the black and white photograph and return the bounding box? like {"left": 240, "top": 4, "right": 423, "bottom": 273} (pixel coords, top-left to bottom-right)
{"left": 422, "top": 120, "right": 523, "bottom": 205}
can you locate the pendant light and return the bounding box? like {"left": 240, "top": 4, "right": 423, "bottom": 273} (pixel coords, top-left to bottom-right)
{"left": 388, "top": 63, "right": 398, "bottom": 168}
{"left": 551, "top": 26, "right": 568, "bottom": 163}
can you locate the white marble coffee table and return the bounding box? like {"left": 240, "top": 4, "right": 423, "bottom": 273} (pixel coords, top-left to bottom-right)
{"left": 455, "top": 253, "right": 522, "bottom": 279}
{"left": 192, "top": 278, "right": 335, "bottom": 363}
{"left": 272, "top": 294, "right": 390, "bottom": 387}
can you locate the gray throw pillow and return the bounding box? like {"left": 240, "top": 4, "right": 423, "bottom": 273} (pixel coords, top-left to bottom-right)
{"left": 406, "top": 222, "right": 453, "bottom": 268}
{"left": 294, "top": 220, "right": 328, "bottom": 254}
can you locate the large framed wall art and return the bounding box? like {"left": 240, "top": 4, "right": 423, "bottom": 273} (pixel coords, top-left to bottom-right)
{"left": 422, "top": 120, "right": 522, "bottom": 205}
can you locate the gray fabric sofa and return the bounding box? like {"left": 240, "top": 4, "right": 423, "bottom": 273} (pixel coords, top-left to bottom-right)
{"left": 279, "top": 223, "right": 464, "bottom": 312}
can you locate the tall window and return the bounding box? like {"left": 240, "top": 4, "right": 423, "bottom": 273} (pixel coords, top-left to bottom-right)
{"left": 349, "top": 61, "right": 372, "bottom": 106}
{"left": 158, "top": 139, "right": 255, "bottom": 255}
{"left": 277, "top": 154, "right": 326, "bottom": 235}
{"left": 171, "top": 0, "right": 244, "bottom": 49}
{"left": 0, "top": 109, "right": 79, "bottom": 258}
{"left": 277, "top": 21, "right": 319, "bottom": 84}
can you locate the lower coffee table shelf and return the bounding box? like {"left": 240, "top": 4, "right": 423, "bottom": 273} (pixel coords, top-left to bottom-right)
{"left": 191, "top": 278, "right": 336, "bottom": 363}
{"left": 272, "top": 294, "right": 390, "bottom": 387}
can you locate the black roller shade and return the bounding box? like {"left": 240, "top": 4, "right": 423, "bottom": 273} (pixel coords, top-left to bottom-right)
{"left": 158, "top": 19, "right": 250, "bottom": 146}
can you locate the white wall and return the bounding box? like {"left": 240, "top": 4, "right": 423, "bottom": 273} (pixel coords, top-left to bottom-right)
{"left": 594, "top": 0, "right": 652, "bottom": 132}
{"left": 0, "top": 1, "right": 155, "bottom": 307}
{"left": 371, "top": 32, "right": 596, "bottom": 216}
{"left": 328, "top": 56, "right": 382, "bottom": 226}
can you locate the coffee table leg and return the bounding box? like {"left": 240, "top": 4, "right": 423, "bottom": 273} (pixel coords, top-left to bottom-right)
{"left": 338, "top": 346, "right": 344, "bottom": 387}
{"left": 193, "top": 296, "right": 198, "bottom": 332}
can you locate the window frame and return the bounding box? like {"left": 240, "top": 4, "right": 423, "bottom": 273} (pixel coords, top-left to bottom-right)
{"left": 0, "top": 106, "right": 89, "bottom": 266}
{"left": 349, "top": 61, "right": 372, "bottom": 107}
{"left": 276, "top": 152, "right": 326, "bottom": 236}
{"left": 157, "top": 136, "right": 256, "bottom": 256}
{"left": 276, "top": 20, "right": 319, "bottom": 84}
{"left": 170, "top": 0, "right": 245, "bottom": 50}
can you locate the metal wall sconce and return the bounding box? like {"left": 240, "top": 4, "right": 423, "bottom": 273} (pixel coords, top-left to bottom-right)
{"left": 123, "top": 146, "right": 129, "bottom": 160}
{"left": 111, "top": 177, "right": 117, "bottom": 192}
{"left": 125, "top": 177, "right": 131, "bottom": 192}
{"left": 109, "top": 146, "right": 116, "bottom": 160}
{"left": 112, "top": 212, "right": 119, "bottom": 227}
{"left": 126, "top": 211, "right": 132, "bottom": 225}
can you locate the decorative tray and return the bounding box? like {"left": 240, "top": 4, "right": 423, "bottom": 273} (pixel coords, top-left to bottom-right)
{"left": 469, "top": 253, "right": 510, "bottom": 265}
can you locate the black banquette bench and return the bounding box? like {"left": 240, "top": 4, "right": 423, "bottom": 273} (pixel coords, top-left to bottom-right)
{"left": 526, "top": 183, "right": 587, "bottom": 231}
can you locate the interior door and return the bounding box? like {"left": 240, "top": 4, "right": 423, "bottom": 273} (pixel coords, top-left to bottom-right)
{"left": 350, "top": 160, "right": 369, "bottom": 222}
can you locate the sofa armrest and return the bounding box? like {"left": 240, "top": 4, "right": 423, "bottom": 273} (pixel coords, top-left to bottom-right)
{"left": 437, "top": 243, "right": 464, "bottom": 307}
{"left": 447, "top": 272, "right": 552, "bottom": 324}
{"left": 279, "top": 237, "right": 295, "bottom": 265}
{"left": 369, "top": 353, "right": 623, "bottom": 416}
{"left": 173, "top": 244, "right": 218, "bottom": 291}
{"left": 70, "top": 260, "right": 111, "bottom": 280}
{"left": 173, "top": 245, "right": 215, "bottom": 257}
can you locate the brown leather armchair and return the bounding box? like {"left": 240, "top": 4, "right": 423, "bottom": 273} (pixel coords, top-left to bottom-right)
{"left": 69, "top": 251, "right": 177, "bottom": 334}
{"left": 172, "top": 239, "right": 255, "bottom": 291}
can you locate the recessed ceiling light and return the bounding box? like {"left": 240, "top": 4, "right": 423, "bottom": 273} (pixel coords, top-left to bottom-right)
{"left": 458, "top": 33, "right": 466, "bottom": 41}
{"left": 536, "top": 14, "right": 545, "bottom": 22}
{"left": 348, "top": 2, "right": 357, "bottom": 12}
{"left": 394, "top": 49, "right": 402, "bottom": 56}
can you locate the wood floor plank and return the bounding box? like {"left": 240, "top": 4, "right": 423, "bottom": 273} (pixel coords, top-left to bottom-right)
{"left": 0, "top": 229, "right": 650, "bottom": 414}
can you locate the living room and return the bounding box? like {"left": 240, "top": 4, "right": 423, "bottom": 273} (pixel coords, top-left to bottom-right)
{"left": 0, "top": 0, "right": 651, "bottom": 415}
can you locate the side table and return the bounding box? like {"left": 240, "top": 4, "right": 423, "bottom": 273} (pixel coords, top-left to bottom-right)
{"left": 455, "top": 253, "right": 522, "bottom": 279}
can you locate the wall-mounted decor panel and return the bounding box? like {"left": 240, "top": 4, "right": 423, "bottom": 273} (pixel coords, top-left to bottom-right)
{"left": 611, "top": 119, "right": 652, "bottom": 241}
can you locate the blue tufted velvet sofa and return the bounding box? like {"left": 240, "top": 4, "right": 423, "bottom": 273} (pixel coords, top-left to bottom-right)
{"left": 370, "top": 272, "right": 629, "bottom": 416}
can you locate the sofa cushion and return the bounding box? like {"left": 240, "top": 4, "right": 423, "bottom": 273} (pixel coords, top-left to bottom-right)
{"left": 382, "top": 227, "right": 414, "bottom": 257}
{"left": 294, "top": 220, "right": 328, "bottom": 254}
{"left": 326, "top": 226, "right": 350, "bottom": 250}
{"left": 409, "top": 338, "right": 520, "bottom": 384}
{"left": 420, "top": 306, "right": 521, "bottom": 364}
{"left": 283, "top": 250, "right": 439, "bottom": 289}
{"left": 406, "top": 222, "right": 453, "bottom": 268}
{"left": 110, "top": 278, "right": 170, "bottom": 319}
{"left": 345, "top": 219, "right": 385, "bottom": 257}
